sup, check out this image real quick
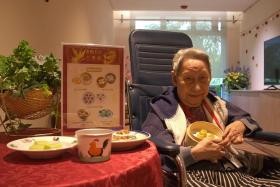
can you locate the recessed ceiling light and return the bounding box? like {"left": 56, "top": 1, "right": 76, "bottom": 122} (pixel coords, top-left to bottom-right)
{"left": 180, "top": 5, "right": 188, "bottom": 9}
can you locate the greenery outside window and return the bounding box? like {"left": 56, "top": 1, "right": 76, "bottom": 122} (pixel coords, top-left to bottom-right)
{"left": 135, "top": 21, "right": 161, "bottom": 30}
{"left": 133, "top": 19, "right": 226, "bottom": 79}
{"left": 196, "top": 21, "right": 212, "bottom": 31}
{"left": 166, "top": 21, "right": 191, "bottom": 30}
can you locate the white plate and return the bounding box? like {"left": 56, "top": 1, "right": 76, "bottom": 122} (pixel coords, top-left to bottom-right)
{"left": 112, "top": 131, "right": 150, "bottom": 151}
{"left": 7, "top": 136, "right": 77, "bottom": 159}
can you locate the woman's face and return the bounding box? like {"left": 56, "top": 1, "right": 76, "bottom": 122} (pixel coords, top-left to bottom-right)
{"left": 172, "top": 58, "right": 211, "bottom": 107}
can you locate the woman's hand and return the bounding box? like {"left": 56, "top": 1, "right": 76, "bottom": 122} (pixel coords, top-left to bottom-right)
{"left": 191, "top": 138, "right": 225, "bottom": 162}
{"left": 220, "top": 121, "right": 246, "bottom": 147}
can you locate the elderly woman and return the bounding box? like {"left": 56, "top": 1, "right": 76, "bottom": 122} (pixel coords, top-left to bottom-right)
{"left": 142, "top": 48, "right": 280, "bottom": 186}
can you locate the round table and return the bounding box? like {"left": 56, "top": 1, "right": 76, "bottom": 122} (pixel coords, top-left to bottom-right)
{"left": 0, "top": 135, "right": 163, "bottom": 187}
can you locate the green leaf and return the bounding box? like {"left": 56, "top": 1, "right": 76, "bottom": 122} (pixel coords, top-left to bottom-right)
{"left": 0, "top": 40, "right": 61, "bottom": 98}
{"left": 0, "top": 40, "right": 61, "bottom": 132}
{"left": 18, "top": 122, "right": 32, "bottom": 130}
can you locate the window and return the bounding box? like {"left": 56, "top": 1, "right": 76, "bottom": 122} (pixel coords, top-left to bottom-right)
{"left": 133, "top": 20, "right": 226, "bottom": 78}
{"left": 135, "top": 21, "right": 161, "bottom": 30}
{"left": 196, "top": 21, "right": 211, "bottom": 31}
{"left": 166, "top": 21, "right": 191, "bottom": 30}
{"left": 192, "top": 35, "right": 223, "bottom": 77}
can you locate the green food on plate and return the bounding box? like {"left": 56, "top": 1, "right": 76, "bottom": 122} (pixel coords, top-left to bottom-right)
{"left": 29, "top": 140, "right": 63, "bottom": 150}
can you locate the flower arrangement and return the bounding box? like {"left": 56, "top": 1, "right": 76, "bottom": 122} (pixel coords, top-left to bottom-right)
{"left": 223, "top": 66, "right": 250, "bottom": 91}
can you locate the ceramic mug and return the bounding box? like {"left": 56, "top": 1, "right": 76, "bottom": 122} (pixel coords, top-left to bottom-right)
{"left": 75, "top": 128, "right": 112, "bottom": 162}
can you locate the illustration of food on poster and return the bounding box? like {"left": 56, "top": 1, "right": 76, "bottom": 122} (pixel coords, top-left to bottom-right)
{"left": 62, "top": 44, "right": 124, "bottom": 133}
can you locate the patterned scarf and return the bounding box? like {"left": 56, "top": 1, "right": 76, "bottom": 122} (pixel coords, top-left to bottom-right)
{"left": 165, "top": 96, "right": 260, "bottom": 172}
{"left": 164, "top": 96, "right": 228, "bottom": 145}
{"left": 179, "top": 97, "right": 228, "bottom": 147}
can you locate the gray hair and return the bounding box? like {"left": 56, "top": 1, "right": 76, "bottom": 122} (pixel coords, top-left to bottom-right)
{"left": 172, "top": 48, "right": 211, "bottom": 75}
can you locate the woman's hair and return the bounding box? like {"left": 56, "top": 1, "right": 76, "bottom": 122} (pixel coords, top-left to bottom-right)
{"left": 172, "top": 48, "right": 211, "bottom": 75}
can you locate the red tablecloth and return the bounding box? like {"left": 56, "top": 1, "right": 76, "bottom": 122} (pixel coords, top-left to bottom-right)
{"left": 0, "top": 136, "right": 163, "bottom": 187}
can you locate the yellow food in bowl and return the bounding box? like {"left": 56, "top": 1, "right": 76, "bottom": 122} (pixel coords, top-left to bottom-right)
{"left": 29, "top": 140, "right": 63, "bottom": 150}
{"left": 186, "top": 121, "right": 223, "bottom": 146}
{"left": 193, "top": 129, "right": 218, "bottom": 140}
{"left": 112, "top": 130, "right": 137, "bottom": 141}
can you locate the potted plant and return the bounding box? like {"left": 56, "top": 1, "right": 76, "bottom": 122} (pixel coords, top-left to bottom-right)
{"left": 0, "top": 40, "right": 61, "bottom": 135}
{"left": 223, "top": 66, "right": 250, "bottom": 92}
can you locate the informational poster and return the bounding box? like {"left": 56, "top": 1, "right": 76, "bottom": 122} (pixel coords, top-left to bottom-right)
{"left": 62, "top": 44, "right": 124, "bottom": 134}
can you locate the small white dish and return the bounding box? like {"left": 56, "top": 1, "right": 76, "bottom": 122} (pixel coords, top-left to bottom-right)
{"left": 7, "top": 136, "right": 77, "bottom": 159}
{"left": 112, "top": 131, "right": 150, "bottom": 151}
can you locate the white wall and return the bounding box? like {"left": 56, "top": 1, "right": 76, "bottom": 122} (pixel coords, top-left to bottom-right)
{"left": 226, "top": 22, "right": 241, "bottom": 68}
{"left": 113, "top": 11, "right": 131, "bottom": 57}
{"left": 0, "top": 0, "right": 113, "bottom": 59}
{"left": 240, "top": 0, "right": 280, "bottom": 90}
{"left": 231, "top": 90, "right": 280, "bottom": 132}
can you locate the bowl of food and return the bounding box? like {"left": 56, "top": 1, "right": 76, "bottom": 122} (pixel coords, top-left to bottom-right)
{"left": 7, "top": 136, "right": 77, "bottom": 159}
{"left": 112, "top": 130, "right": 150, "bottom": 151}
{"left": 186, "top": 121, "right": 223, "bottom": 146}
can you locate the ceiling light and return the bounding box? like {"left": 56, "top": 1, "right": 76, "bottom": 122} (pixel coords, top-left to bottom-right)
{"left": 180, "top": 5, "right": 188, "bottom": 9}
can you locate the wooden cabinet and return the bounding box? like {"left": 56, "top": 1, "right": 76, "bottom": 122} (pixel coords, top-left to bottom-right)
{"left": 230, "top": 90, "right": 280, "bottom": 132}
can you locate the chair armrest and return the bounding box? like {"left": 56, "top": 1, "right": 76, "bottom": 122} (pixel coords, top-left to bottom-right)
{"left": 150, "top": 136, "right": 187, "bottom": 187}
{"left": 150, "top": 136, "right": 180, "bottom": 157}
{"left": 249, "top": 131, "right": 280, "bottom": 143}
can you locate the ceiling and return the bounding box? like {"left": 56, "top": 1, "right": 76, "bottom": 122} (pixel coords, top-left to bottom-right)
{"left": 109, "top": 0, "right": 259, "bottom": 12}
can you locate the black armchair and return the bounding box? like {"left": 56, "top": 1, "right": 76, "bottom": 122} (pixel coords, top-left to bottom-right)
{"left": 249, "top": 131, "right": 280, "bottom": 143}
{"left": 126, "top": 81, "right": 188, "bottom": 187}
{"left": 127, "top": 29, "right": 280, "bottom": 187}
{"left": 127, "top": 29, "right": 192, "bottom": 187}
